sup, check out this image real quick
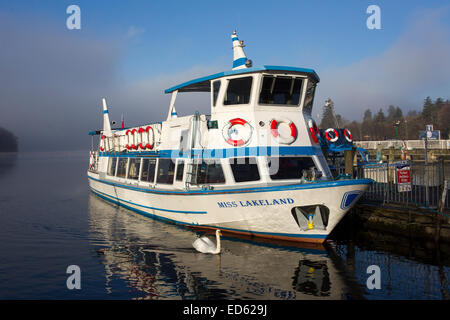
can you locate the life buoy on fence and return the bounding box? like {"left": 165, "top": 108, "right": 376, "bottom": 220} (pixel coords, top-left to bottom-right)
{"left": 308, "top": 119, "right": 320, "bottom": 144}
{"left": 269, "top": 119, "right": 297, "bottom": 144}
{"left": 222, "top": 118, "right": 252, "bottom": 146}
{"left": 344, "top": 129, "right": 353, "bottom": 142}
{"left": 325, "top": 128, "right": 339, "bottom": 143}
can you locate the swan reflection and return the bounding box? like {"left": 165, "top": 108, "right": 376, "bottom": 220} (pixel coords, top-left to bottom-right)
{"left": 88, "top": 193, "right": 364, "bottom": 299}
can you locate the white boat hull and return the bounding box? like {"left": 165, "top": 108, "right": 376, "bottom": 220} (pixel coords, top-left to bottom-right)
{"left": 87, "top": 171, "right": 371, "bottom": 243}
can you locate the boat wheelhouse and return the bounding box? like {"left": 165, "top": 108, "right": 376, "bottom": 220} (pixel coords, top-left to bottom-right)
{"left": 87, "top": 31, "right": 372, "bottom": 243}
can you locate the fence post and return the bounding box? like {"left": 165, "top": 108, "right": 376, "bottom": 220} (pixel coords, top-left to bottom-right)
{"left": 436, "top": 180, "right": 448, "bottom": 245}
{"left": 344, "top": 147, "right": 356, "bottom": 178}
{"left": 425, "top": 136, "right": 429, "bottom": 207}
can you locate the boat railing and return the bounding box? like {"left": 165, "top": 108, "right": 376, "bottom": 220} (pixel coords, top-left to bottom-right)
{"left": 88, "top": 150, "right": 99, "bottom": 173}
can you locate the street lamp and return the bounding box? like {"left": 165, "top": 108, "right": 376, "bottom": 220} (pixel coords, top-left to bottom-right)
{"left": 393, "top": 120, "right": 401, "bottom": 140}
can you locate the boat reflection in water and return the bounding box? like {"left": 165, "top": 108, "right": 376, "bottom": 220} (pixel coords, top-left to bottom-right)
{"left": 88, "top": 194, "right": 365, "bottom": 299}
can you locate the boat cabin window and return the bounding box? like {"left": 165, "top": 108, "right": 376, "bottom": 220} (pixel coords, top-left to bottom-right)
{"left": 141, "top": 158, "right": 156, "bottom": 183}
{"left": 127, "top": 158, "right": 140, "bottom": 180}
{"left": 229, "top": 157, "right": 260, "bottom": 182}
{"left": 224, "top": 77, "right": 252, "bottom": 105}
{"left": 107, "top": 157, "right": 117, "bottom": 176}
{"left": 259, "top": 76, "right": 303, "bottom": 106}
{"left": 157, "top": 159, "right": 175, "bottom": 184}
{"left": 116, "top": 158, "right": 128, "bottom": 178}
{"left": 303, "top": 80, "right": 316, "bottom": 114}
{"left": 212, "top": 81, "right": 220, "bottom": 106}
{"left": 176, "top": 160, "right": 184, "bottom": 181}
{"left": 195, "top": 160, "right": 226, "bottom": 184}
{"left": 267, "top": 156, "right": 316, "bottom": 180}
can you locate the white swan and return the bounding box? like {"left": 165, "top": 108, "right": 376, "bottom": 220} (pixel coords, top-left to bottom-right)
{"left": 192, "top": 229, "right": 222, "bottom": 254}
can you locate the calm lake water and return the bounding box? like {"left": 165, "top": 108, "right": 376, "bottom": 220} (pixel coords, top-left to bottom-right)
{"left": 0, "top": 151, "right": 448, "bottom": 300}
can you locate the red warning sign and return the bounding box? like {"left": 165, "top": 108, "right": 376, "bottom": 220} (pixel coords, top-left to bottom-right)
{"left": 396, "top": 166, "right": 411, "bottom": 192}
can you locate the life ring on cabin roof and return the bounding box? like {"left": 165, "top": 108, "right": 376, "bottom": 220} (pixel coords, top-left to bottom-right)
{"left": 269, "top": 119, "right": 297, "bottom": 144}
{"left": 324, "top": 128, "right": 339, "bottom": 143}
{"left": 344, "top": 129, "right": 353, "bottom": 142}
{"left": 222, "top": 118, "right": 252, "bottom": 147}
{"left": 308, "top": 119, "right": 320, "bottom": 144}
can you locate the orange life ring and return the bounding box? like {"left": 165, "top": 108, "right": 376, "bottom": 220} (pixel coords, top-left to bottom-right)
{"left": 223, "top": 118, "right": 252, "bottom": 146}
{"left": 137, "top": 127, "right": 146, "bottom": 150}
{"left": 100, "top": 135, "right": 106, "bottom": 152}
{"left": 269, "top": 119, "right": 297, "bottom": 144}
{"left": 325, "top": 128, "right": 339, "bottom": 142}
{"left": 145, "top": 126, "right": 155, "bottom": 150}
{"left": 125, "top": 130, "right": 131, "bottom": 150}
{"left": 130, "top": 129, "right": 137, "bottom": 149}
{"left": 308, "top": 119, "right": 319, "bottom": 144}
{"left": 344, "top": 129, "right": 353, "bottom": 142}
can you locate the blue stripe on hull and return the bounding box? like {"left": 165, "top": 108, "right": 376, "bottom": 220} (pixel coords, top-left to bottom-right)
{"left": 91, "top": 187, "right": 207, "bottom": 214}
{"left": 89, "top": 187, "right": 327, "bottom": 242}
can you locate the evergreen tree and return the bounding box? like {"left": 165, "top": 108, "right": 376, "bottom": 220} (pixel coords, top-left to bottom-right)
{"left": 422, "top": 96, "right": 436, "bottom": 123}
{"left": 335, "top": 114, "right": 344, "bottom": 128}
{"left": 363, "top": 109, "right": 372, "bottom": 122}
{"left": 374, "top": 108, "right": 386, "bottom": 123}
{"left": 387, "top": 105, "right": 396, "bottom": 121}
{"left": 394, "top": 107, "right": 403, "bottom": 120}
{"left": 320, "top": 98, "right": 338, "bottom": 128}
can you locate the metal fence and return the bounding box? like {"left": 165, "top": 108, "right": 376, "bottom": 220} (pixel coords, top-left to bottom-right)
{"left": 354, "top": 161, "right": 449, "bottom": 210}
{"left": 355, "top": 140, "right": 450, "bottom": 150}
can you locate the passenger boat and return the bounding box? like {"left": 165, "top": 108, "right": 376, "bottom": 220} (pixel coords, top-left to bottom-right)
{"left": 87, "top": 31, "right": 372, "bottom": 243}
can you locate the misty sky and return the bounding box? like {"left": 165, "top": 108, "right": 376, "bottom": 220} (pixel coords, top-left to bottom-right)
{"left": 1, "top": 1, "right": 449, "bottom": 151}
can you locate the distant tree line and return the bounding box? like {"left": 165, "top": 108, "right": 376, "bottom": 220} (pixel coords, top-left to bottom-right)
{"left": 319, "top": 97, "right": 450, "bottom": 141}
{"left": 0, "top": 127, "right": 18, "bottom": 151}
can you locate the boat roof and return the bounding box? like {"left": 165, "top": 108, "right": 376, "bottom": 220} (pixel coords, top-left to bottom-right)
{"left": 164, "top": 65, "right": 320, "bottom": 93}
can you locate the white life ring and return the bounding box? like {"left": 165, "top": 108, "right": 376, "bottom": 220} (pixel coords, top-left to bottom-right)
{"left": 125, "top": 130, "right": 132, "bottom": 150}
{"left": 222, "top": 118, "right": 252, "bottom": 146}
{"left": 269, "top": 119, "right": 297, "bottom": 144}
{"left": 137, "top": 126, "right": 155, "bottom": 150}
{"left": 344, "top": 129, "right": 353, "bottom": 142}
{"left": 100, "top": 135, "right": 105, "bottom": 152}
{"left": 130, "top": 129, "right": 138, "bottom": 150}
{"left": 325, "top": 128, "right": 339, "bottom": 143}
{"left": 308, "top": 119, "right": 319, "bottom": 144}
{"left": 138, "top": 127, "right": 146, "bottom": 150}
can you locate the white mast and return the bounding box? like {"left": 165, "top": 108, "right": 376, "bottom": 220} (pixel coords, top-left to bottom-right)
{"left": 102, "top": 98, "right": 112, "bottom": 134}
{"left": 231, "top": 30, "right": 252, "bottom": 70}
{"left": 167, "top": 90, "right": 178, "bottom": 121}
